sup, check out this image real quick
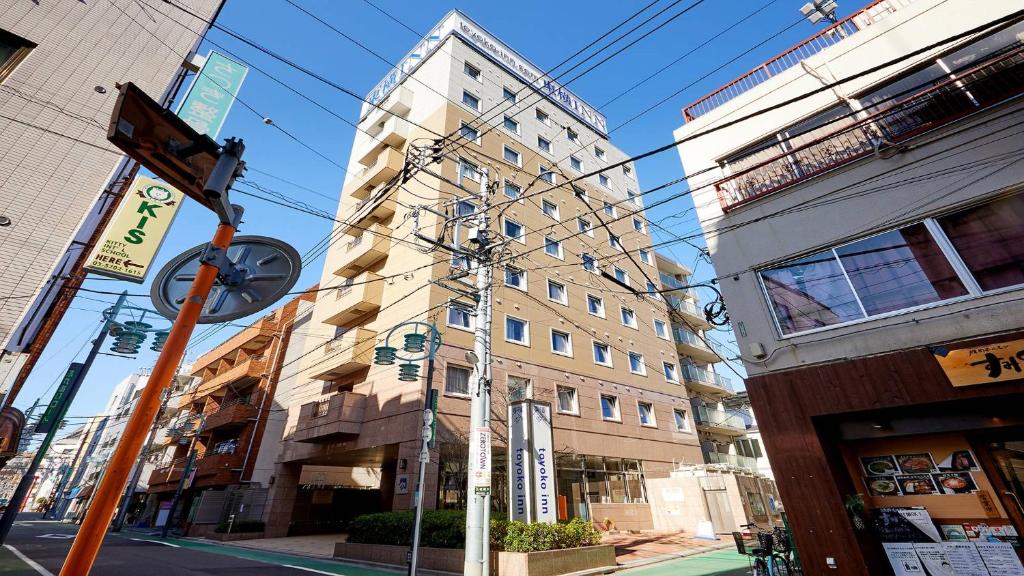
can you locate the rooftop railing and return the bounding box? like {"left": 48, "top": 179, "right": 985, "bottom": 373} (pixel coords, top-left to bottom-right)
{"left": 683, "top": 0, "right": 918, "bottom": 121}
{"left": 717, "top": 46, "right": 1024, "bottom": 210}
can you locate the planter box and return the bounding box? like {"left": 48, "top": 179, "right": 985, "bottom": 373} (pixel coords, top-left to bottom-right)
{"left": 334, "top": 542, "right": 615, "bottom": 575}
{"left": 498, "top": 545, "right": 616, "bottom": 576}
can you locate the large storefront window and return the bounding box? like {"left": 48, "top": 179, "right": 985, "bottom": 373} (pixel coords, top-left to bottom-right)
{"left": 556, "top": 454, "right": 646, "bottom": 521}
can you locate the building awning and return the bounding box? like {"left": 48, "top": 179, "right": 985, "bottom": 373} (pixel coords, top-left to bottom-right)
{"left": 72, "top": 484, "right": 95, "bottom": 500}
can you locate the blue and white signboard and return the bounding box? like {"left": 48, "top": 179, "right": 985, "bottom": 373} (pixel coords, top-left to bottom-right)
{"left": 508, "top": 402, "right": 532, "bottom": 522}
{"left": 507, "top": 400, "right": 557, "bottom": 524}
{"left": 530, "top": 402, "right": 556, "bottom": 524}
{"left": 177, "top": 51, "right": 248, "bottom": 140}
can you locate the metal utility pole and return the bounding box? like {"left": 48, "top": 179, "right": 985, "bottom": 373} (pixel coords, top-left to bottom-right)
{"left": 0, "top": 292, "right": 127, "bottom": 544}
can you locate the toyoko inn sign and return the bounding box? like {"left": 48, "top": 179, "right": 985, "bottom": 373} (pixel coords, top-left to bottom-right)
{"left": 363, "top": 10, "right": 608, "bottom": 137}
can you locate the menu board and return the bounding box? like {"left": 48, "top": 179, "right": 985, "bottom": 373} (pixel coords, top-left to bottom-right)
{"left": 858, "top": 451, "right": 979, "bottom": 497}
{"left": 943, "top": 542, "right": 991, "bottom": 576}
{"left": 896, "top": 453, "right": 939, "bottom": 474}
{"left": 975, "top": 542, "right": 1024, "bottom": 576}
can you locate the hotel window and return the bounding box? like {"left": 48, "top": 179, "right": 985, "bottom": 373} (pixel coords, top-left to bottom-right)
{"left": 609, "top": 234, "right": 622, "bottom": 251}
{"left": 456, "top": 199, "right": 477, "bottom": 216}
{"left": 663, "top": 361, "right": 679, "bottom": 383}
{"left": 653, "top": 319, "right": 669, "bottom": 340}
{"left": 603, "top": 201, "right": 616, "bottom": 217}
{"left": 567, "top": 128, "right": 580, "bottom": 144}
{"left": 632, "top": 218, "right": 646, "bottom": 234}
{"left": 551, "top": 329, "right": 572, "bottom": 356}
{"left": 582, "top": 253, "right": 598, "bottom": 273}
{"left": 570, "top": 156, "right": 582, "bottom": 172}
{"left": 646, "top": 281, "right": 660, "bottom": 298}
{"left": 504, "top": 180, "right": 522, "bottom": 200}
{"left": 541, "top": 199, "right": 560, "bottom": 220}
{"left": 447, "top": 303, "right": 474, "bottom": 331}
{"left": 637, "top": 402, "right": 656, "bottom": 427}
{"left": 628, "top": 352, "right": 646, "bottom": 375}
{"left": 586, "top": 294, "right": 605, "bottom": 317}
{"left": 462, "top": 90, "right": 480, "bottom": 111}
{"left": 505, "top": 316, "right": 530, "bottom": 345}
{"left": 557, "top": 386, "right": 579, "bottom": 414}
{"left": 593, "top": 341, "right": 612, "bottom": 367}
{"left": 544, "top": 237, "right": 563, "bottom": 259}
{"left": 538, "top": 136, "right": 552, "bottom": 154}
{"left": 598, "top": 174, "right": 610, "bottom": 188}
{"left": 503, "top": 115, "right": 520, "bottom": 135}
{"left": 464, "top": 62, "right": 481, "bottom": 81}
{"left": 0, "top": 30, "right": 33, "bottom": 83}
{"left": 673, "top": 409, "right": 689, "bottom": 432}
{"left": 620, "top": 306, "right": 637, "bottom": 328}
{"left": 613, "top": 266, "right": 628, "bottom": 285}
{"left": 459, "top": 158, "right": 482, "bottom": 185}
{"left": 503, "top": 86, "right": 517, "bottom": 102}
{"left": 628, "top": 190, "right": 640, "bottom": 205}
{"left": 547, "top": 279, "right": 568, "bottom": 304}
{"left": 641, "top": 250, "right": 655, "bottom": 266}
{"left": 459, "top": 121, "right": 480, "bottom": 143}
{"left": 508, "top": 376, "right": 531, "bottom": 401}
{"left": 503, "top": 145, "right": 522, "bottom": 167}
{"left": 536, "top": 108, "right": 550, "bottom": 125}
{"left": 600, "top": 395, "right": 620, "bottom": 421}
{"left": 504, "top": 266, "right": 527, "bottom": 290}
{"left": 539, "top": 166, "right": 555, "bottom": 184}
{"left": 503, "top": 218, "right": 525, "bottom": 242}
{"left": 572, "top": 185, "right": 588, "bottom": 203}
{"left": 595, "top": 146, "right": 606, "bottom": 161}
{"left": 623, "top": 165, "right": 634, "bottom": 179}
{"left": 445, "top": 365, "right": 471, "bottom": 396}
{"left": 577, "top": 217, "right": 593, "bottom": 236}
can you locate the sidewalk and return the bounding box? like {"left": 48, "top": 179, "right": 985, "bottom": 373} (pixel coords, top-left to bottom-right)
{"left": 214, "top": 533, "right": 342, "bottom": 558}
{"left": 603, "top": 531, "right": 734, "bottom": 569}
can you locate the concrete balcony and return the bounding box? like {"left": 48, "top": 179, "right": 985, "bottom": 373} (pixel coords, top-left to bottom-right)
{"left": 203, "top": 399, "right": 258, "bottom": 432}
{"left": 192, "top": 452, "right": 244, "bottom": 487}
{"left": 693, "top": 407, "right": 747, "bottom": 436}
{"left": 324, "top": 272, "right": 383, "bottom": 326}
{"left": 191, "top": 317, "right": 275, "bottom": 373}
{"left": 682, "top": 364, "right": 734, "bottom": 397}
{"left": 672, "top": 326, "right": 720, "bottom": 364}
{"left": 344, "top": 146, "right": 404, "bottom": 200}
{"left": 147, "top": 456, "right": 189, "bottom": 491}
{"left": 347, "top": 188, "right": 398, "bottom": 228}
{"left": 361, "top": 85, "right": 413, "bottom": 127}
{"left": 293, "top": 392, "right": 367, "bottom": 443}
{"left": 190, "top": 355, "right": 266, "bottom": 400}
{"left": 666, "top": 294, "right": 710, "bottom": 328}
{"left": 333, "top": 223, "right": 390, "bottom": 275}
{"left": 307, "top": 328, "right": 377, "bottom": 380}
{"left": 356, "top": 116, "right": 411, "bottom": 166}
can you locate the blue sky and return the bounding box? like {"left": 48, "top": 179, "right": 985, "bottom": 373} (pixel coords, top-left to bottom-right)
{"left": 17, "top": 0, "right": 846, "bottom": 427}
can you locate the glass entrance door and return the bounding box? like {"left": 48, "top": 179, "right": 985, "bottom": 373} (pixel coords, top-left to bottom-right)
{"left": 980, "top": 440, "right": 1024, "bottom": 559}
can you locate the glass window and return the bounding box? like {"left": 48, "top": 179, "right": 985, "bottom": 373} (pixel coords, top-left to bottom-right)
{"left": 937, "top": 192, "right": 1024, "bottom": 291}
{"left": 508, "top": 376, "right": 531, "bottom": 401}
{"left": 570, "top": 156, "right": 582, "bottom": 171}
{"left": 595, "top": 146, "right": 606, "bottom": 160}
{"left": 464, "top": 62, "right": 481, "bottom": 81}
{"left": 536, "top": 109, "right": 550, "bottom": 125}
{"left": 456, "top": 200, "right": 476, "bottom": 216}
{"left": 582, "top": 253, "right": 597, "bottom": 273}
{"left": 447, "top": 304, "right": 473, "bottom": 330}
{"left": 663, "top": 362, "right": 678, "bottom": 382}
{"left": 638, "top": 402, "right": 655, "bottom": 426}
{"left": 623, "top": 165, "right": 634, "bottom": 179}
{"left": 538, "top": 136, "right": 551, "bottom": 154}
{"left": 603, "top": 201, "right": 616, "bottom": 217}
{"left": 639, "top": 248, "right": 652, "bottom": 265}
{"left": 600, "top": 395, "right": 619, "bottom": 420}
{"left": 613, "top": 267, "right": 628, "bottom": 284}
{"left": 654, "top": 319, "right": 669, "bottom": 339}
{"left": 504, "top": 266, "right": 527, "bottom": 289}
{"left": 503, "top": 146, "right": 521, "bottom": 166}
{"left": 503, "top": 218, "right": 524, "bottom": 241}
{"left": 539, "top": 166, "right": 555, "bottom": 184}
{"left": 599, "top": 174, "right": 610, "bottom": 188}
{"left": 462, "top": 90, "right": 480, "bottom": 110}
{"left": 632, "top": 218, "right": 646, "bottom": 233}
{"left": 503, "top": 86, "right": 517, "bottom": 102}
{"left": 587, "top": 294, "right": 604, "bottom": 316}
{"left": 446, "top": 365, "right": 471, "bottom": 395}
{"left": 760, "top": 250, "right": 865, "bottom": 335}
{"left": 0, "top": 31, "right": 32, "bottom": 82}
{"left": 544, "top": 237, "right": 562, "bottom": 258}
{"left": 609, "top": 234, "right": 622, "bottom": 251}
{"left": 542, "top": 199, "right": 559, "bottom": 220}
{"left": 503, "top": 115, "right": 520, "bottom": 134}
{"left": 628, "top": 352, "right": 645, "bottom": 375}
{"left": 460, "top": 121, "right": 479, "bottom": 142}
{"left": 620, "top": 306, "right": 637, "bottom": 328}
{"left": 547, "top": 279, "right": 567, "bottom": 304}
{"left": 557, "top": 386, "right": 578, "bottom": 414}
{"left": 646, "top": 281, "right": 659, "bottom": 296}
{"left": 673, "top": 409, "right": 689, "bottom": 432}
{"left": 551, "top": 330, "right": 572, "bottom": 355}
{"left": 459, "top": 158, "right": 482, "bottom": 184}
{"left": 577, "top": 217, "right": 592, "bottom": 235}
{"left": 504, "top": 181, "right": 521, "bottom": 200}
{"left": 505, "top": 316, "right": 529, "bottom": 344}
{"left": 572, "top": 185, "right": 588, "bottom": 202}
{"left": 567, "top": 128, "right": 580, "bottom": 144}
{"left": 627, "top": 190, "right": 640, "bottom": 205}
{"left": 593, "top": 341, "right": 612, "bottom": 366}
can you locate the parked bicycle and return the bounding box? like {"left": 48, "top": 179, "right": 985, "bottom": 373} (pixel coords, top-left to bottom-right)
{"left": 732, "top": 523, "right": 798, "bottom": 576}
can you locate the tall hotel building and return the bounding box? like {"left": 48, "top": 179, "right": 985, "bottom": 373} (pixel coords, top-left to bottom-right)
{"left": 263, "top": 10, "right": 705, "bottom": 536}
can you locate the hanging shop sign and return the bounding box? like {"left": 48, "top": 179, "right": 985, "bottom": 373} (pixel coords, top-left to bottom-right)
{"left": 176, "top": 51, "right": 248, "bottom": 140}
{"left": 83, "top": 177, "right": 184, "bottom": 283}
{"left": 933, "top": 338, "right": 1024, "bottom": 387}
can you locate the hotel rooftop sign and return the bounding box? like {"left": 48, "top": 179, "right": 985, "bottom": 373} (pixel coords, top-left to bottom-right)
{"left": 363, "top": 10, "right": 608, "bottom": 137}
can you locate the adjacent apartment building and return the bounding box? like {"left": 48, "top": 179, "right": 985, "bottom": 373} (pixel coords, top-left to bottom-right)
{"left": 674, "top": 0, "right": 1024, "bottom": 573}
{"left": 0, "top": 0, "right": 222, "bottom": 404}
{"left": 262, "top": 10, "right": 705, "bottom": 536}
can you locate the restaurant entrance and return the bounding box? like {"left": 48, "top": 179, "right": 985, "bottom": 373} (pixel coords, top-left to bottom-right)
{"left": 973, "top": 435, "right": 1024, "bottom": 560}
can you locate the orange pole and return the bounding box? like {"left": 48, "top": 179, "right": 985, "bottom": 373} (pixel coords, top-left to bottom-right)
{"left": 59, "top": 221, "right": 237, "bottom": 576}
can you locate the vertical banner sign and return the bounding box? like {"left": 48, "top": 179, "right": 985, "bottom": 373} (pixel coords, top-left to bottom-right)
{"left": 508, "top": 402, "right": 531, "bottom": 522}
{"left": 470, "top": 426, "right": 491, "bottom": 494}
{"left": 530, "top": 402, "right": 557, "bottom": 524}
{"left": 177, "top": 51, "right": 248, "bottom": 140}
{"left": 35, "top": 363, "right": 83, "bottom": 434}
{"left": 84, "top": 176, "right": 184, "bottom": 283}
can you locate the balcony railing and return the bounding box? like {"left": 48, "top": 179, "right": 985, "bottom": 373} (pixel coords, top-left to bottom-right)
{"left": 717, "top": 45, "right": 1024, "bottom": 211}
{"left": 684, "top": 0, "right": 918, "bottom": 121}
{"left": 682, "top": 363, "right": 734, "bottom": 393}
{"left": 704, "top": 451, "right": 758, "bottom": 471}
{"left": 694, "top": 406, "right": 747, "bottom": 432}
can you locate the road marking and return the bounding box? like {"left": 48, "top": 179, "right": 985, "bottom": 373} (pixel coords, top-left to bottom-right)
{"left": 4, "top": 544, "right": 56, "bottom": 576}
{"left": 282, "top": 565, "right": 345, "bottom": 575}
{"left": 36, "top": 534, "right": 74, "bottom": 539}
{"left": 129, "top": 538, "right": 181, "bottom": 548}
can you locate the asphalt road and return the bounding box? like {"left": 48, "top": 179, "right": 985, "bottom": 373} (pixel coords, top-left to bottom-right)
{"left": 0, "top": 514, "right": 392, "bottom": 576}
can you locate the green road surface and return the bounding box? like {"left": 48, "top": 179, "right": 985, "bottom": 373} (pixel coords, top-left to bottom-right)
{"left": 621, "top": 549, "right": 753, "bottom": 576}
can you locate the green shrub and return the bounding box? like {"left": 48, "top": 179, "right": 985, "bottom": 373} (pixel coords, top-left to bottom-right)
{"left": 347, "top": 510, "right": 466, "bottom": 549}
{"left": 214, "top": 520, "right": 264, "bottom": 533}
{"left": 502, "top": 517, "right": 601, "bottom": 552}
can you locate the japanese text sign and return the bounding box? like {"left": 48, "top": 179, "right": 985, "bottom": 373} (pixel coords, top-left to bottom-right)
{"left": 934, "top": 339, "right": 1024, "bottom": 387}
{"left": 177, "top": 51, "right": 248, "bottom": 139}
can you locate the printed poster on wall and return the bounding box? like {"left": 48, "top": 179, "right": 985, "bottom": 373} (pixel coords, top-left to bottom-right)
{"left": 883, "top": 543, "right": 925, "bottom": 575}
{"left": 975, "top": 542, "right": 1024, "bottom": 576}
{"left": 942, "top": 542, "right": 990, "bottom": 576}
{"left": 874, "top": 507, "right": 942, "bottom": 543}
{"left": 913, "top": 543, "right": 954, "bottom": 576}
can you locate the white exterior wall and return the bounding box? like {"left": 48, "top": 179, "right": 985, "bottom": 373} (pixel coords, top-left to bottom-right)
{"left": 673, "top": 0, "right": 1024, "bottom": 375}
